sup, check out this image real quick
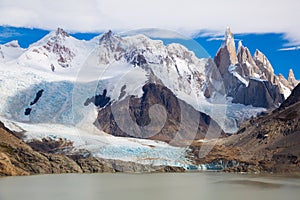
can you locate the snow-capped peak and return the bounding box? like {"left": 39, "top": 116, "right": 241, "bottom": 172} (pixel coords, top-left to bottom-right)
{"left": 18, "top": 28, "right": 94, "bottom": 72}
{"left": 29, "top": 27, "right": 70, "bottom": 48}
{"left": 99, "top": 30, "right": 114, "bottom": 43}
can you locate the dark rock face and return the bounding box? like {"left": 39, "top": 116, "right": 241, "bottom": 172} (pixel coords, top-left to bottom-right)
{"left": 95, "top": 83, "right": 224, "bottom": 144}
{"left": 84, "top": 89, "right": 111, "bottom": 108}
{"left": 24, "top": 89, "right": 45, "bottom": 116}
{"left": 30, "top": 89, "right": 44, "bottom": 106}
{"left": 280, "top": 83, "right": 300, "bottom": 109}
{"left": 232, "top": 79, "right": 284, "bottom": 108}
{"left": 24, "top": 108, "right": 32, "bottom": 116}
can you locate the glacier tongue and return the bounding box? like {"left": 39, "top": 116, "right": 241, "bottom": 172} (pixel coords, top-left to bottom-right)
{"left": 1, "top": 117, "right": 190, "bottom": 168}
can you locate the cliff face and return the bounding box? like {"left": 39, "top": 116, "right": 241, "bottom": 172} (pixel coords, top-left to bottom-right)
{"left": 95, "top": 83, "right": 225, "bottom": 144}
{"left": 232, "top": 79, "right": 284, "bottom": 108}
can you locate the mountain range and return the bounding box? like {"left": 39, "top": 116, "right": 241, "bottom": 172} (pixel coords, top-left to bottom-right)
{"left": 0, "top": 27, "right": 299, "bottom": 175}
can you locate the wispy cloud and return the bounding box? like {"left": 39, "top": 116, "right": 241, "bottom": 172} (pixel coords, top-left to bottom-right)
{"left": 206, "top": 37, "right": 224, "bottom": 41}
{"left": 0, "top": 30, "right": 22, "bottom": 38}
{"left": 120, "top": 29, "right": 188, "bottom": 39}
{"left": 278, "top": 46, "right": 300, "bottom": 51}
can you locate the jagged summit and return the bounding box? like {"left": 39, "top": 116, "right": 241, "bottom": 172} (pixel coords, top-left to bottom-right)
{"left": 237, "top": 40, "right": 243, "bottom": 50}
{"left": 213, "top": 27, "right": 298, "bottom": 108}
{"left": 288, "top": 69, "right": 299, "bottom": 87}
{"left": 225, "top": 26, "right": 233, "bottom": 40}
{"left": 99, "top": 30, "right": 114, "bottom": 42}
{"left": 46, "top": 27, "right": 70, "bottom": 44}
{"left": 214, "top": 27, "right": 238, "bottom": 77}
{"left": 289, "top": 68, "right": 295, "bottom": 80}
{"left": 253, "top": 49, "right": 274, "bottom": 73}
{"left": 55, "top": 27, "right": 69, "bottom": 37}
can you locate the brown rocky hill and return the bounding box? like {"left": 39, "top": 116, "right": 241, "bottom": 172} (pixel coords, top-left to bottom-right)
{"left": 190, "top": 84, "right": 300, "bottom": 174}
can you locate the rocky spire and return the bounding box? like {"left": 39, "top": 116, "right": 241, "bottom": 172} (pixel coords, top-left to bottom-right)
{"left": 224, "top": 26, "right": 238, "bottom": 65}
{"left": 288, "top": 69, "right": 299, "bottom": 87}
{"left": 253, "top": 49, "right": 277, "bottom": 84}
{"left": 225, "top": 26, "right": 234, "bottom": 42}
{"left": 237, "top": 40, "right": 260, "bottom": 77}
{"left": 253, "top": 49, "right": 273, "bottom": 72}
{"left": 237, "top": 41, "right": 250, "bottom": 64}
{"left": 214, "top": 27, "right": 238, "bottom": 77}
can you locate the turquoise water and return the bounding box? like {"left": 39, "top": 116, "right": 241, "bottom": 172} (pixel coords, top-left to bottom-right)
{"left": 0, "top": 173, "right": 299, "bottom": 200}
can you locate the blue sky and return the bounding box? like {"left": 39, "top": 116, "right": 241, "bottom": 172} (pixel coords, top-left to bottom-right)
{"left": 0, "top": 26, "right": 298, "bottom": 80}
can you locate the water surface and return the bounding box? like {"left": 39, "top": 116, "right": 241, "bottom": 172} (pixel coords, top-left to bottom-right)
{"left": 0, "top": 173, "right": 299, "bottom": 200}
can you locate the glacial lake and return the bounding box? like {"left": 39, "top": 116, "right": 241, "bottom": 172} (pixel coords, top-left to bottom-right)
{"left": 0, "top": 173, "right": 299, "bottom": 200}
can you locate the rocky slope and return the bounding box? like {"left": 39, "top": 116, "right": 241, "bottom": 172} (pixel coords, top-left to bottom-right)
{"left": 0, "top": 122, "right": 184, "bottom": 176}
{"left": 0, "top": 121, "right": 82, "bottom": 176}
{"left": 189, "top": 84, "right": 300, "bottom": 174}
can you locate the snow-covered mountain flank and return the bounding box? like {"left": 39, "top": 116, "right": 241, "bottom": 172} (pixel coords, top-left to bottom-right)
{"left": 0, "top": 27, "right": 297, "bottom": 169}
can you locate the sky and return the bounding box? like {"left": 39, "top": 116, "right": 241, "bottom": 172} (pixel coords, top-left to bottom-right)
{"left": 0, "top": 0, "right": 299, "bottom": 78}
